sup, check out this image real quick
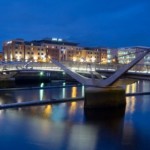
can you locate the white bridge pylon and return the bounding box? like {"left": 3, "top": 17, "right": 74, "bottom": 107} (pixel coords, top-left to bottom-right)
{"left": 52, "top": 50, "right": 149, "bottom": 87}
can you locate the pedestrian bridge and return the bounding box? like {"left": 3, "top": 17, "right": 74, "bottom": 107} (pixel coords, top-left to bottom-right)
{"left": 0, "top": 50, "right": 149, "bottom": 110}
{"left": 52, "top": 50, "right": 149, "bottom": 87}
{"left": 51, "top": 50, "right": 150, "bottom": 110}
{"left": 0, "top": 50, "right": 149, "bottom": 82}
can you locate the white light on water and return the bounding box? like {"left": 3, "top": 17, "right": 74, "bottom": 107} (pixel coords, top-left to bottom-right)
{"left": 40, "top": 83, "right": 44, "bottom": 87}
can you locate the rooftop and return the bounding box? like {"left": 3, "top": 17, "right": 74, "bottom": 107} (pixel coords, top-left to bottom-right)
{"left": 31, "top": 38, "right": 79, "bottom": 46}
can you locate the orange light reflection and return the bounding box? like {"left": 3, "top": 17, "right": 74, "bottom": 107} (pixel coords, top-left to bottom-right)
{"left": 126, "top": 96, "right": 135, "bottom": 114}
{"left": 69, "top": 102, "right": 77, "bottom": 115}
{"left": 43, "top": 105, "right": 52, "bottom": 118}
{"left": 71, "top": 87, "right": 77, "bottom": 98}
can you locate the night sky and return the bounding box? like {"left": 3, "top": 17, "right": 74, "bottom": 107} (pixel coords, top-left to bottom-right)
{"left": 0, "top": 0, "right": 150, "bottom": 49}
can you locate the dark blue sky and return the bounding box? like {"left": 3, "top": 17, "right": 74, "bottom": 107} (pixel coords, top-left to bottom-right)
{"left": 0, "top": 0, "right": 150, "bottom": 48}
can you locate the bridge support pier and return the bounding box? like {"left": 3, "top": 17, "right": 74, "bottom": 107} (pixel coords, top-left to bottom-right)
{"left": 84, "top": 87, "right": 126, "bottom": 109}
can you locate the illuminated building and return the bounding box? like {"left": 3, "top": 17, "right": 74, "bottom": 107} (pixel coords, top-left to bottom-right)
{"left": 107, "top": 48, "right": 118, "bottom": 63}
{"left": 46, "top": 47, "right": 59, "bottom": 61}
{"left": 117, "top": 47, "right": 137, "bottom": 64}
{"left": 3, "top": 39, "right": 47, "bottom": 62}
{"left": 40, "top": 38, "right": 83, "bottom": 61}
{"left": 0, "top": 52, "right": 3, "bottom": 61}
{"left": 3, "top": 39, "right": 25, "bottom": 61}
{"left": 107, "top": 46, "right": 150, "bottom": 65}
{"left": 3, "top": 38, "right": 107, "bottom": 63}
{"left": 3, "top": 38, "right": 82, "bottom": 62}
{"left": 117, "top": 47, "right": 150, "bottom": 64}
{"left": 3, "top": 37, "right": 150, "bottom": 64}
{"left": 24, "top": 41, "right": 46, "bottom": 62}
{"left": 79, "top": 47, "right": 107, "bottom": 63}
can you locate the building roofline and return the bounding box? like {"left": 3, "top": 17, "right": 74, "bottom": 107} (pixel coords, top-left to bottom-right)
{"left": 118, "top": 46, "right": 150, "bottom": 49}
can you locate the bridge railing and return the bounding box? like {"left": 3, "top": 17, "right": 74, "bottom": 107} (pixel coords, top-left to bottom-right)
{"left": 95, "top": 63, "right": 150, "bottom": 73}
{"left": 0, "top": 61, "right": 150, "bottom": 74}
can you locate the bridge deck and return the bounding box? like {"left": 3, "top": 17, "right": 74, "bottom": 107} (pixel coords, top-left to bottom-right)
{"left": 52, "top": 51, "right": 149, "bottom": 87}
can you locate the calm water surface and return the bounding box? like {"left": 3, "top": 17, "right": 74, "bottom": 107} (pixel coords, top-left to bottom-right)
{"left": 0, "top": 80, "right": 150, "bottom": 150}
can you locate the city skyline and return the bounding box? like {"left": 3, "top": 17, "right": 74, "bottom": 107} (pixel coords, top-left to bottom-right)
{"left": 0, "top": 0, "right": 150, "bottom": 49}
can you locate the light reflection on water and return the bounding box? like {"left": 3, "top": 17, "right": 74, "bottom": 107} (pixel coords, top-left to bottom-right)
{"left": 0, "top": 80, "right": 149, "bottom": 149}
{"left": 125, "top": 80, "right": 150, "bottom": 93}
{"left": 126, "top": 82, "right": 137, "bottom": 93}
{"left": 39, "top": 82, "right": 44, "bottom": 101}
{"left": 0, "top": 80, "right": 149, "bottom": 106}
{"left": 69, "top": 102, "right": 77, "bottom": 116}
{"left": 71, "top": 87, "right": 77, "bottom": 98}
{"left": 0, "top": 83, "right": 82, "bottom": 105}
{"left": 62, "top": 82, "right": 66, "bottom": 99}
{"left": 125, "top": 96, "right": 136, "bottom": 114}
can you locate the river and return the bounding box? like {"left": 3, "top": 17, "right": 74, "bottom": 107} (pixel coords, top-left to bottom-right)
{"left": 0, "top": 80, "right": 150, "bottom": 150}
